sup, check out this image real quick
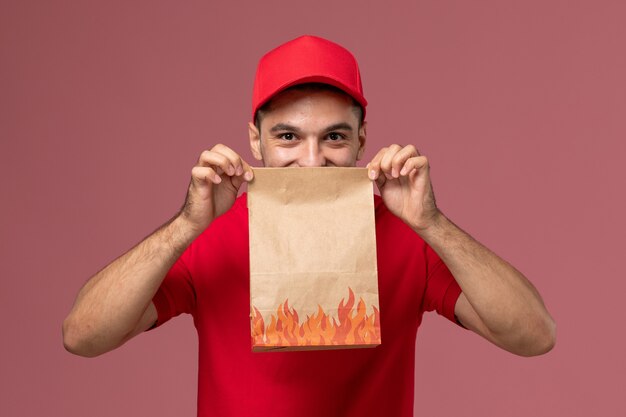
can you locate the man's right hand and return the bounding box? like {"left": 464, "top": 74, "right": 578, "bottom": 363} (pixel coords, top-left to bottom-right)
{"left": 63, "top": 144, "right": 255, "bottom": 357}
{"left": 179, "top": 144, "right": 254, "bottom": 233}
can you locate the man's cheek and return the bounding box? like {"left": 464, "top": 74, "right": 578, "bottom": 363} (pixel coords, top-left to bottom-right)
{"left": 265, "top": 146, "right": 297, "bottom": 167}
{"left": 326, "top": 149, "right": 359, "bottom": 167}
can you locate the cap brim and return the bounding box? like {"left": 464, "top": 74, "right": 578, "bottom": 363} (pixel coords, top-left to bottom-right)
{"left": 253, "top": 75, "right": 368, "bottom": 122}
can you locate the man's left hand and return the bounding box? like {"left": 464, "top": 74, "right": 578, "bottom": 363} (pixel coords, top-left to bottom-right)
{"left": 367, "top": 144, "right": 440, "bottom": 231}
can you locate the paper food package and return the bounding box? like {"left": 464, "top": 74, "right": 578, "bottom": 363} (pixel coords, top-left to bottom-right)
{"left": 248, "top": 167, "right": 381, "bottom": 351}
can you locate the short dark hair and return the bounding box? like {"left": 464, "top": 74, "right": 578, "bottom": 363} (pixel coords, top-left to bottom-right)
{"left": 254, "top": 82, "right": 364, "bottom": 132}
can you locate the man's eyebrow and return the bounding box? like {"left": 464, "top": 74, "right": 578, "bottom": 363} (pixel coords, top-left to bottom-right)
{"left": 322, "top": 123, "right": 353, "bottom": 132}
{"left": 269, "top": 123, "right": 302, "bottom": 133}
{"left": 269, "top": 122, "right": 354, "bottom": 133}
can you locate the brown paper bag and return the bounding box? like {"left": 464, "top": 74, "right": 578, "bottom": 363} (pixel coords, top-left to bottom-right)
{"left": 248, "top": 167, "right": 381, "bottom": 351}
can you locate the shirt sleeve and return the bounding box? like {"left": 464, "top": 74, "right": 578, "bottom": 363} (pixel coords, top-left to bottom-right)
{"left": 422, "top": 244, "right": 463, "bottom": 325}
{"left": 149, "top": 253, "right": 196, "bottom": 329}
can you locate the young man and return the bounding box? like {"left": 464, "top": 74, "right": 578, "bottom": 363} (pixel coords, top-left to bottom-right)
{"left": 63, "top": 35, "right": 556, "bottom": 416}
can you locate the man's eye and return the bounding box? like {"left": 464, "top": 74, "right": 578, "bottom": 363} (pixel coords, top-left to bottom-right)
{"left": 327, "top": 133, "right": 344, "bottom": 141}
{"left": 279, "top": 133, "right": 295, "bottom": 140}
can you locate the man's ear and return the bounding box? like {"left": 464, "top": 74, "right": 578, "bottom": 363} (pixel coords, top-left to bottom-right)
{"left": 248, "top": 122, "right": 263, "bottom": 161}
{"left": 356, "top": 120, "right": 367, "bottom": 161}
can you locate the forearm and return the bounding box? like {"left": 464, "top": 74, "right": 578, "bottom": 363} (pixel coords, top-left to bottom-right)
{"left": 417, "top": 211, "right": 556, "bottom": 355}
{"left": 63, "top": 214, "right": 198, "bottom": 356}
{"left": 367, "top": 144, "right": 555, "bottom": 355}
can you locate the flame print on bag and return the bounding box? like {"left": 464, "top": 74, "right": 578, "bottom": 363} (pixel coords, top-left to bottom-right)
{"left": 251, "top": 288, "right": 381, "bottom": 347}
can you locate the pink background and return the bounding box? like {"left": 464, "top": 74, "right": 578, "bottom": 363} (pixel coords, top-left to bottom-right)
{"left": 2, "top": 0, "right": 624, "bottom": 415}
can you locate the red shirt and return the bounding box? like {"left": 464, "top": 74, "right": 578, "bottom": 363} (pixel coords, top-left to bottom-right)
{"left": 152, "top": 194, "right": 462, "bottom": 417}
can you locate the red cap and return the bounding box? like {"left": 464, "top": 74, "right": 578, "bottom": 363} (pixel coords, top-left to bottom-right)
{"left": 252, "top": 35, "right": 367, "bottom": 122}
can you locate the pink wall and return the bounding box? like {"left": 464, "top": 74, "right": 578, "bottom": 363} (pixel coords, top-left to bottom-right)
{"left": 2, "top": 0, "right": 624, "bottom": 415}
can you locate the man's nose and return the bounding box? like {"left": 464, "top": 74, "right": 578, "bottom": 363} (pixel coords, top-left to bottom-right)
{"left": 298, "top": 139, "right": 326, "bottom": 167}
